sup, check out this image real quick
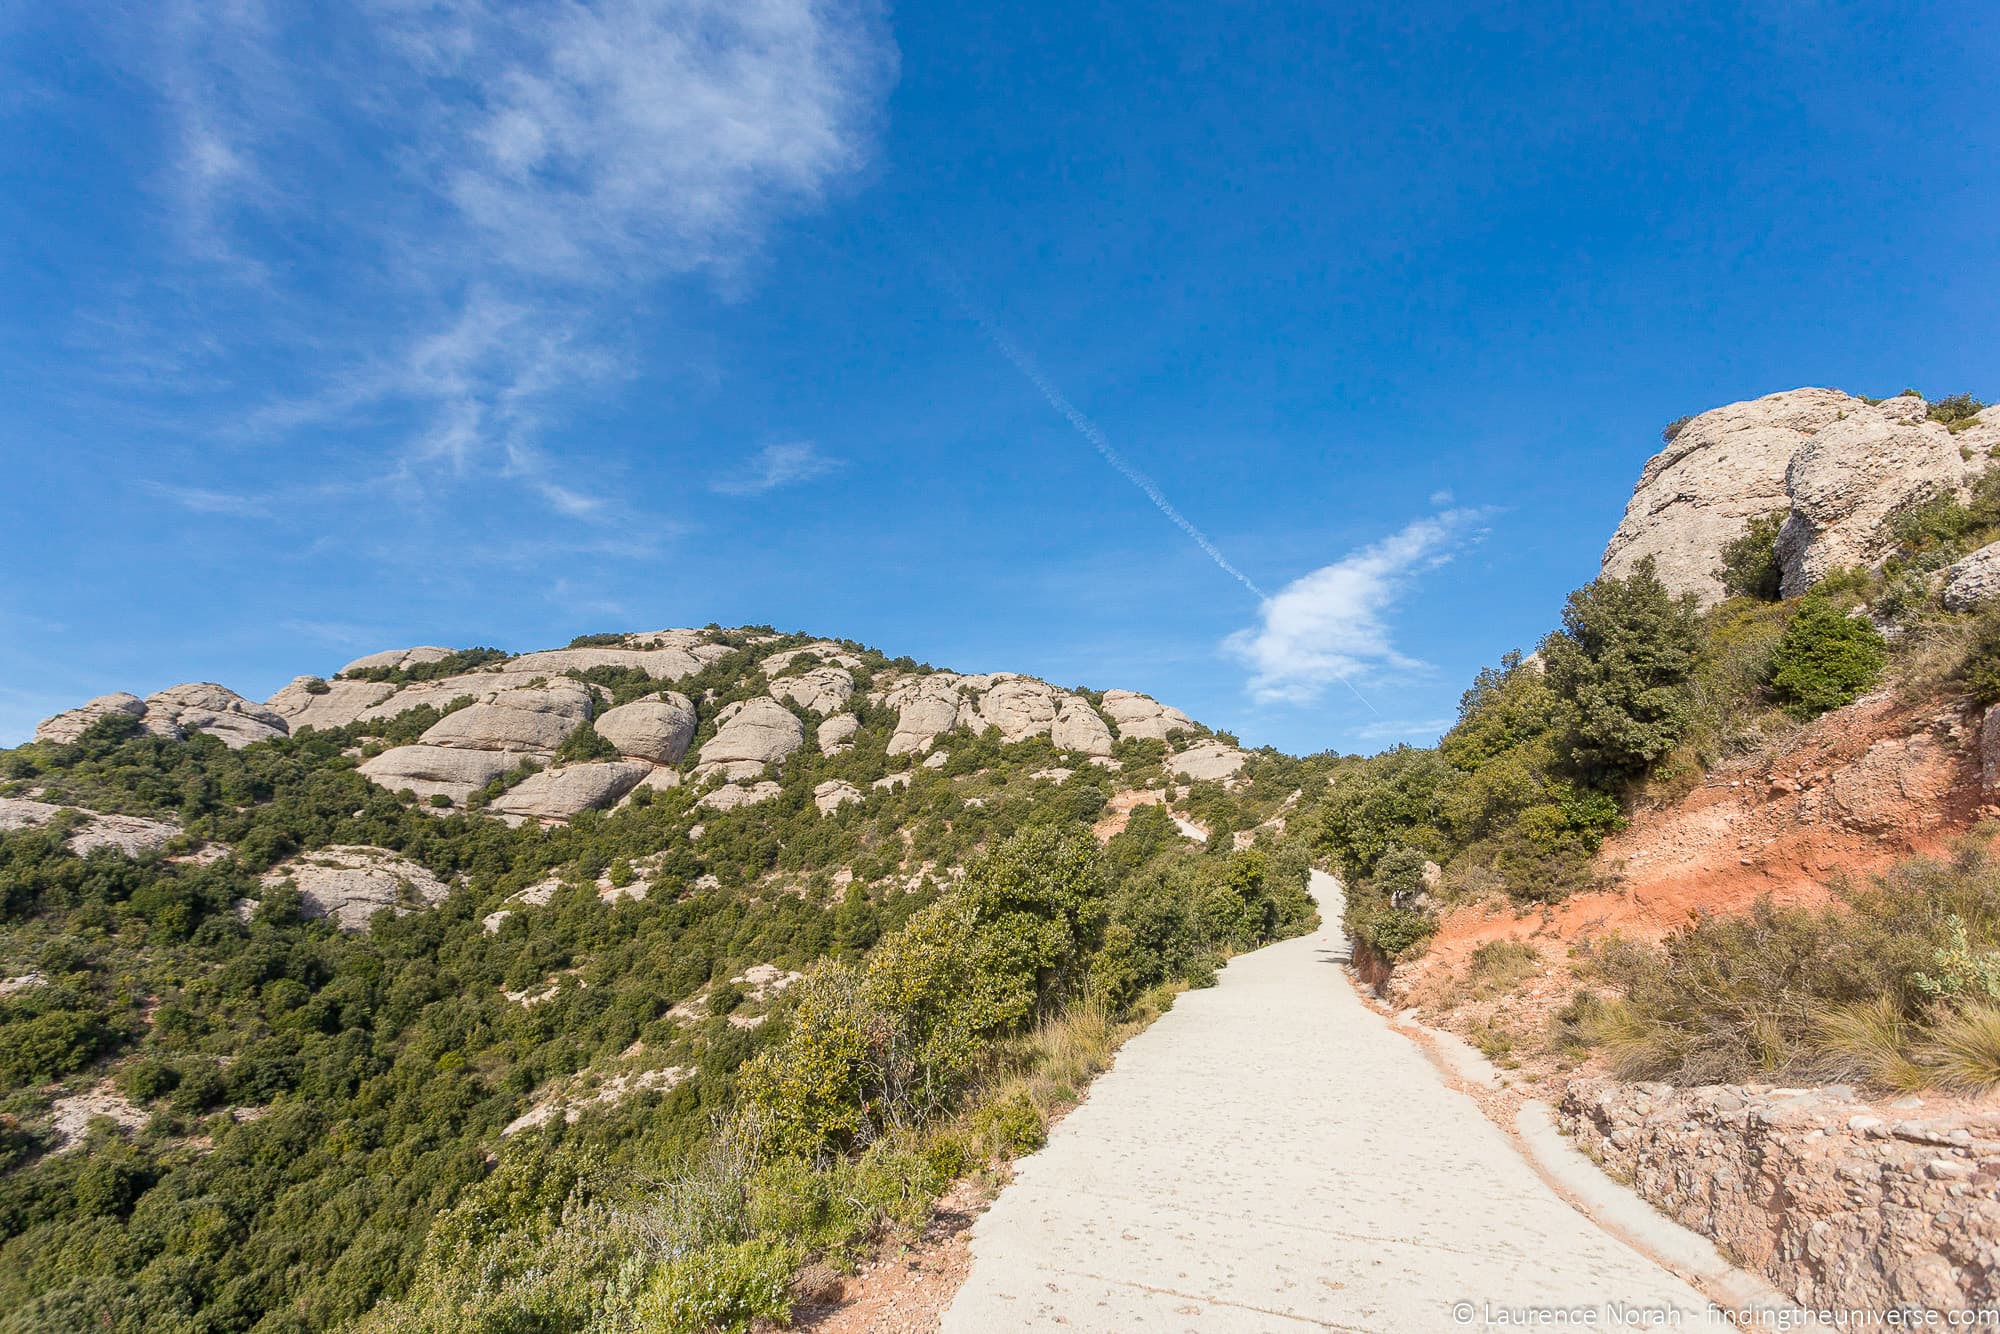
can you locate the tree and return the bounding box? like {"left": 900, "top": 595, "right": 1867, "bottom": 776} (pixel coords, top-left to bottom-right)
{"left": 1717, "top": 513, "right": 1786, "bottom": 600}
{"left": 1540, "top": 558, "right": 1702, "bottom": 784}
{"left": 1768, "top": 599, "right": 1887, "bottom": 718}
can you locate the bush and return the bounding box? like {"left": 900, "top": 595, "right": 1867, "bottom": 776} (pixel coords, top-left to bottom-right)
{"left": 1343, "top": 845, "right": 1438, "bottom": 960}
{"left": 1929, "top": 392, "right": 1989, "bottom": 432}
{"left": 1767, "top": 599, "right": 1887, "bottom": 718}
{"left": 1568, "top": 838, "right": 2000, "bottom": 1090}
{"left": 1540, "top": 558, "right": 1703, "bottom": 784}
{"left": 1716, "top": 512, "right": 1786, "bottom": 600}
{"left": 1661, "top": 415, "right": 1694, "bottom": 444}
{"left": 635, "top": 1239, "right": 794, "bottom": 1334}
{"left": 1963, "top": 609, "right": 2000, "bottom": 706}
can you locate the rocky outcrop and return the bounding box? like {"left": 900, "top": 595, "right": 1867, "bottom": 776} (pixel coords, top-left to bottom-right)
{"left": 34, "top": 692, "right": 153, "bottom": 745}
{"left": 0, "top": 798, "right": 183, "bottom": 857}
{"left": 418, "top": 681, "right": 595, "bottom": 753}
{"left": 261, "top": 845, "right": 452, "bottom": 930}
{"left": 769, "top": 666, "right": 853, "bottom": 715}
{"left": 593, "top": 694, "right": 697, "bottom": 764}
{"left": 486, "top": 761, "right": 651, "bottom": 822}
{"left": 697, "top": 780, "right": 782, "bottom": 811}
{"left": 1777, "top": 401, "right": 1988, "bottom": 595}
{"left": 696, "top": 698, "right": 805, "bottom": 779}
{"left": 1602, "top": 389, "right": 2000, "bottom": 605}
{"left": 1052, "top": 697, "right": 1115, "bottom": 756}
{"left": 1561, "top": 1079, "right": 2000, "bottom": 1314}
{"left": 816, "top": 713, "right": 859, "bottom": 754}
{"left": 1945, "top": 542, "right": 2000, "bottom": 613}
{"left": 1168, "top": 741, "right": 1249, "bottom": 782}
{"left": 1098, "top": 689, "right": 1196, "bottom": 741}
{"left": 976, "top": 677, "right": 1061, "bottom": 742}
{"left": 144, "top": 683, "right": 290, "bottom": 748}
{"left": 813, "top": 779, "right": 862, "bottom": 814}
{"left": 357, "top": 745, "right": 521, "bottom": 805}
{"left": 267, "top": 677, "right": 397, "bottom": 731}
{"left": 882, "top": 674, "right": 966, "bottom": 755}
{"left": 338, "top": 646, "right": 456, "bottom": 676}
{"left": 761, "top": 641, "right": 863, "bottom": 674}
{"left": 507, "top": 633, "right": 729, "bottom": 682}
{"left": 36, "top": 685, "right": 288, "bottom": 749}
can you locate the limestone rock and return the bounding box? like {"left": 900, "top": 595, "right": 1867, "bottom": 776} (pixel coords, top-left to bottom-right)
{"left": 261, "top": 845, "right": 452, "bottom": 931}
{"left": 883, "top": 674, "right": 966, "bottom": 755}
{"left": 0, "top": 798, "right": 182, "bottom": 857}
{"left": 813, "top": 779, "right": 862, "bottom": 814}
{"left": 698, "top": 780, "right": 782, "bottom": 812}
{"left": 338, "top": 646, "right": 457, "bottom": 676}
{"left": 1168, "top": 741, "right": 1249, "bottom": 782}
{"left": 922, "top": 749, "right": 950, "bottom": 769}
{"left": 507, "top": 637, "right": 725, "bottom": 682}
{"left": 762, "top": 641, "right": 865, "bottom": 674}
{"left": 593, "top": 694, "right": 697, "bottom": 764}
{"left": 817, "top": 713, "right": 859, "bottom": 754}
{"left": 1980, "top": 706, "right": 2000, "bottom": 796}
{"left": 144, "top": 683, "right": 290, "bottom": 748}
{"left": 1943, "top": 541, "right": 2000, "bottom": 612}
{"left": 418, "top": 681, "right": 594, "bottom": 753}
{"left": 267, "top": 677, "right": 398, "bottom": 731}
{"left": 976, "top": 677, "right": 1061, "bottom": 742}
{"left": 696, "top": 697, "right": 804, "bottom": 778}
{"left": 1776, "top": 408, "right": 1980, "bottom": 596}
{"left": 1098, "top": 689, "right": 1196, "bottom": 741}
{"left": 34, "top": 692, "right": 152, "bottom": 745}
{"left": 487, "top": 762, "right": 651, "bottom": 822}
{"left": 357, "top": 745, "right": 520, "bottom": 804}
{"left": 1052, "top": 697, "right": 1115, "bottom": 756}
{"left": 769, "top": 666, "right": 854, "bottom": 715}
{"left": 1601, "top": 389, "right": 1984, "bottom": 605}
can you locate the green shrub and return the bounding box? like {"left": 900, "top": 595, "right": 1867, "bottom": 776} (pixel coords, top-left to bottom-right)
{"left": 1963, "top": 609, "right": 2000, "bottom": 706}
{"left": 1929, "top": 393, "right": 1990, "bottom": 432}
{"left": 1767, "top": 599, "right": 1886, "bottom": 718}
{"left": 1661, "top": 415, "right": 1694, "bottom": 444}
{"left": 968, "top": 1090, "right": 1045, "bottom": 1157}
{"left": 1716, "top": 512, "right": 1786, "bottom": 600}
{"left": 635, "top": 1239, "right": 794, "bottom": 1334}
{"left": 1541, "top": 557, "right": 1703, "bottom": 784}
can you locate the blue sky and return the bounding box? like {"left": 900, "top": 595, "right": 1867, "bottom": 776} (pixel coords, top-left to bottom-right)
{"left": 0, "top": 1, "right": 1994, "bottom": 755}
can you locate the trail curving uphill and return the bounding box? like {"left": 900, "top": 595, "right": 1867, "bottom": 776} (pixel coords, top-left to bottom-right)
{"left": 940, "top": 872, "right": 1731, "bottom": 1333}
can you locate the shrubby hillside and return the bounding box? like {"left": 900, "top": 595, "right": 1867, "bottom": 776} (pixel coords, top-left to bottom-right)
{"left": 1308, "top": 387, "right": 2000, "bottom": 1097}
{"left": 0, "top": 628, "right": 1320, "bottom": 1331}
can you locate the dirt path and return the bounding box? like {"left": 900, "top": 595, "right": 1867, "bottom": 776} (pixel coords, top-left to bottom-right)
{"left": 937, "top": 872, "right": 1737, "bottom": 1333}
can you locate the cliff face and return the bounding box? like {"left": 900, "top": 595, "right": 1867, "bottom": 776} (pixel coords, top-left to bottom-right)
{"left": 1601, "top": 389, "right": 2000, "bottom": 606}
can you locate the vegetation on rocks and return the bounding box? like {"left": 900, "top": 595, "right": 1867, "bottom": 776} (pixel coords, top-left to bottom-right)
{"left": 0, "top": 632, "right": 1315, "bottom": 1332}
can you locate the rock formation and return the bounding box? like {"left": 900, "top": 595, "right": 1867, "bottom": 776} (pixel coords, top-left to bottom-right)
{"left": 813, "top": 779, "right": 862, "bottom": 814}
{"left": 1167, "top": 740, "right": 1249, "bottom": 782}
{"left": 698, "top": 780, "right": 782, "bottom": 811}
{"left": 268, "top": 677, "right": 398, "bottom": 731}
{"left": 1098, "top": 689, "right": 1196, "bottom": 741}
{"left": 36, "top": 684, "right": 287, "bottom": 749}
{"left": 1943, "top": 541, "right": 2000, "bottom": 612}
{"left": 260, "top": 845, "right": 452, "bottom": 930}
{"left": 593, "top": 694, "right": 697, "bottom": 764}
{"left": 769, "top": 666, "right": 854, "bottom": 715}
{"left": 487, "top": 761, "right": 653, "bottom": 823}
{"left": 338, "top": 646, "right": 455, "bottom": 675}
{"left": 0, "top": 798, "right": 183, "bottom": 857}
{"left": 1052, "top": 696, "right": 1116, "bottom": 756}
{"left": 816, "top": 713, "right": 859, "bottom": 753}
{"left": 696, "top": 698, "right": 805, "bottom": 779}
{"left": 1602, "top": 389, "right": 2000, "bottom": 605}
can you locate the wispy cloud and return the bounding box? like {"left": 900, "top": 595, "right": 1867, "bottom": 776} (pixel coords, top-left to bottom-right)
{"left": 109, "top": 1, "right": 896, "bottom": 533}
{"left": 141, "top": 481, "right": 271, "bottom": 517}
{"left": 711, "top": 441, "right": 843, "bottom": 496}
{"left": 1223, "top": 509, "right": 1490, "bottom": 705}
{"left": 1350, "top": 716, "right": 1455, "bottom": 745}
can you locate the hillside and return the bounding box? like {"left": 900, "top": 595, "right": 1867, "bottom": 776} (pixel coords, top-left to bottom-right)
{"left": 0, "top": 628, "right": 1319, "bottom": 1331}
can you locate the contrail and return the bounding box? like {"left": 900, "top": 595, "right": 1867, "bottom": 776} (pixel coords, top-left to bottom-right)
{"left": 973, "top": 319, "right": 1266, "bottom": 601}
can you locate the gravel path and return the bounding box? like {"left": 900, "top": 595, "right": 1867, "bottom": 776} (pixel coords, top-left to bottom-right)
{"left": 939, "top": 872, "right": 1734, "bottom": 1333}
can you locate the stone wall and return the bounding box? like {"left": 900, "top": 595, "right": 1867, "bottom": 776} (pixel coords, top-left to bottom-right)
{"left": 1559, "top": 1079, "right": 2000, "bottom": 1314}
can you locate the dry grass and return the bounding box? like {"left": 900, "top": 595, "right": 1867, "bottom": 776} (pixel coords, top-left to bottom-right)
{"left": 1570, "top": 836, "right": 2000, "bottom": 1092}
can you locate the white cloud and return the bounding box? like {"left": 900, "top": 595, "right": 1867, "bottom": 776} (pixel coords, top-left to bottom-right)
{"left": 1223, "top": 509, "right": 1488, "bottom": 705}
{"left": 121, "top": 0, "right": 896, "bottom": 527}
{"left": 141, "top": 481, "right": 271, "bottom": 517}
{"left": 711, "top": 441, "right": 843, "bottom": 496}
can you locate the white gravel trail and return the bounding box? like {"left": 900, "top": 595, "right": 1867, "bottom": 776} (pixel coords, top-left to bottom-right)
{"left": 940, "top": 871, "right": 1739, "bottom": 1333}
